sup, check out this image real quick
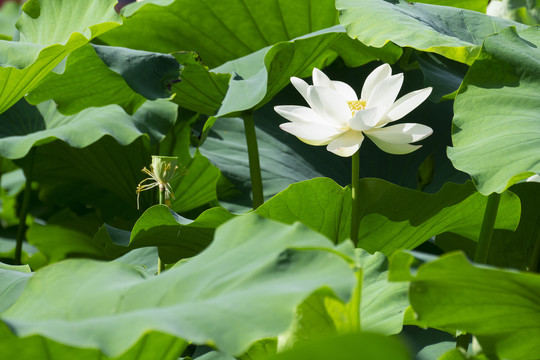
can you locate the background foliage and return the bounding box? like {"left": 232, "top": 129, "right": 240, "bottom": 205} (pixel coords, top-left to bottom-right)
{"left": 0, "top": 0, "right": 538, "bottom": 359}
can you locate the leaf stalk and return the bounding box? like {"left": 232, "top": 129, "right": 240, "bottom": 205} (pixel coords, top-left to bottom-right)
{"left": 351, "top": 151, "right": 360, "bottom": 245}
{"left": 474, "top": 192, "right": 501, "bottom": 264}
{"left": 242, "top": 111, "right": 264, "bottom": 209}
{"left": 15, "top": 148, "right": 36, "bottom": 265}
{"left": 157, "top": 185, "right": 166, "bottom": 275}
{"left": 348, "top": 267, "right": 363, "bottom": 333}
{"left": 456, "top": 192, "right": 501, "bottom": 350}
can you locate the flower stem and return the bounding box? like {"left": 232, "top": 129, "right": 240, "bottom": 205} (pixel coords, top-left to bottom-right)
{"left": 348, "top": 267, "right": 363, "bottom": 333}
{"left": 474, "top": 192, "right": 501, "bottom": 264}
{"left": 351, "top": 151, "right": 360, "bottom": 246}
{"left": 15, "top": 148, "right": 35, "bottom": 265}
{"left": 158, "top": 186, "right": 165, "bottom": 206}
{"left": 456, "top": 192, "right": 500, "bottom": 350}
{"left": 528, "top": 228, "right": 540, "bottom": 272}
{"left": 242, "top": 111, "right": 264, "bottom": 209}
{"left": 157, "top": 186, "right": 166, "bottom": 275}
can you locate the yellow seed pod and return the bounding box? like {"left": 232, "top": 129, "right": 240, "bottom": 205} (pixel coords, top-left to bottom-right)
{"left": 151, "top": 156, "right": 179, "bottom": 185}
{"left": 136, "top": 156, "right": 185, "bottom": 209}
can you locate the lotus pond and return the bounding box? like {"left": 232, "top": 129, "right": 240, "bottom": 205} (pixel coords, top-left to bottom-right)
{"left": 0, "top": 0, "right": 539, "bottom": 359}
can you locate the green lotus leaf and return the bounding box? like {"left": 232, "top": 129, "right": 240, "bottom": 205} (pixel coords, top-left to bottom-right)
{"left": 0, "top": 263, "right": 31, "bottom": 313}
{"left": 96, "top": 205, "right": 235, "bottom": 264}
{"left": 26, "top": 209, "right": 109, "bottom": 264}
{"left": 26, "top": 44, "right": 180, "bottom": 115}
{"left": 447, "top": 26, "right": 540, "bottom": 195}
{"left": 171, "top": 52, "right": 230, "bottom": 116}
{"left": 0, "top": 0, "right": 121, "bottom": 114}
{"left": 0, "top": 158, "right": 19, "bottom": 181}
{"left": 357, "top": 250, "right": 409, "bottom": 334}
{"left": 101, "top": 0, "right": 340, "bottom": 68}
{"left": 214, "top": 26, "right": 400, "bottom": 117}
{"left": 168, "top": 148, "right": 221, "bottom": 214}
{"left": 191, "top": 352, "right": 237, "bottom": 360}
{"left": 280, "top": 249, "right": 408, "bottom": 351}
{"left": 4, "top": 100, "right": 176, "bottom": 223}
{"left": 0, "top": 36, "right": 85, "bottom": 115}
{"left": 437, "top": 348, "right": 473, "bottom": 360}
{"left": 236, "top": 338, "right": 277, "bottom": 360}
{"left": 0, "top": 98, "right": 176, "bottom": 159}
{"left": 2, "top": 215, "right": 355, "bottom": 357}
{"left": 337, "top": 0, "right": 528, "bottom": 64}
{"left": 0, "top": 321, "right": 186, "bottom": 360}
{"left": 0, "top": 238, "right": 35, "bottom": 265}
{"left": 415, "top": 52, "right": 469, "bottom": 101}
{"left": 199, "top": 116, "right": 329, "bottom": 211}
{"left": 156, "top": 26, "right": 399, "bottom": 117}
{"left": 254, "top": 177, "right": 520, "bottom": 254}
{"left": 12, "top": 104, "right": 219, "bottom": 224}
{"left": 100, "top": 0, "right": 400, "bottom": 116}
{"left": 112, "top": 247, "right": 160, "bottom": 274}
{"left": 415, "top": 0, "right": 487, "bottom": 13}
{"left": 254, "top": 178, "right": 350, "bottom": 243}
{"left": 17, "top": 0, "right": 120, "bottom": 45}
{"left": 268, "top": 332, "right": 410, "bottom": 360}
{"left": 0, "top": 261, "right": 177, "bottom": 360}
{"left": 399, "top": 326, "right": 456, "bottom": 360}
{"left": 0, "top": 1, "right": 20, "bottom": 41}
{"left": 26, "top": 138, "right": 153, "bottom": 223}
{"left": 488, "top": 182, "right": 540, "bottom": 271}
{"left": 390, "top": 251, "right": 540, "bottom": 360}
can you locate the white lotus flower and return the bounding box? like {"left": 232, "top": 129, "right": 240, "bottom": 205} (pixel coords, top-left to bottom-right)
{"left": 526, "top": 174, "right": 540, "bottom": 183}
{"left": 275, "top": 64, "right": 433, "bottom": 157}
